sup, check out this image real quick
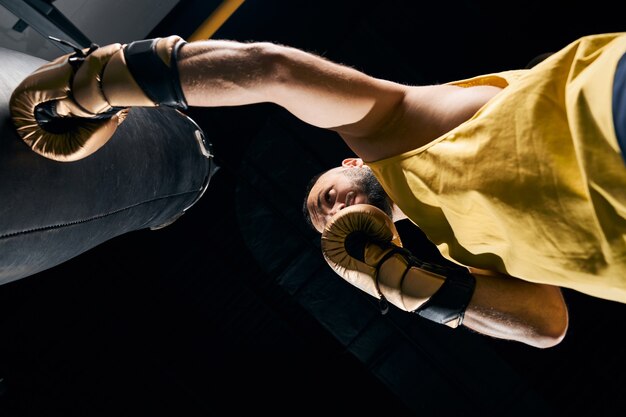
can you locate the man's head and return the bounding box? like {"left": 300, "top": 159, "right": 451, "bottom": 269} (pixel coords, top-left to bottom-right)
{"left": 303, "top": 158, "right": 394, "bottom": 233}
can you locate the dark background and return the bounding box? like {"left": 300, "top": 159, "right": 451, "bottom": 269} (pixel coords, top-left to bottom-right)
{"left": 1, "top": 1, "right": 626, "bottom": 416}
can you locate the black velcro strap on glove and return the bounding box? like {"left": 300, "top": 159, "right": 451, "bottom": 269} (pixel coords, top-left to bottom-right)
{"left": 345, "top": 228, "right": 476, "bottom": 325}
{"left": 412, "top": 262, "right": 475, "bottom": 326}
{"left": 348, "top": 229, "right": 476, "bottom": 325}
{"left": 375, "top": 246, "right": 476, "bottom": 326}
{"left": 124, "top": 38, "right": 187, "bottom": 109}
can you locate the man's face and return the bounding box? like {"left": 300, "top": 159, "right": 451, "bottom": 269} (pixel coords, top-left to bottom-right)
{"left": 306, "top": 165, "right": 393, "bottom": 233}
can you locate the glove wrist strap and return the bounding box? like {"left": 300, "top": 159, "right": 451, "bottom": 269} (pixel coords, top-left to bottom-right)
{"left": 374, "top": 247, "right": 476, "bottom": 327}
{"left": 413, "top": 267, "right": 475, "bottom": 327}
{"left": 124, "top": 37, "right": 188, "bottom": 109}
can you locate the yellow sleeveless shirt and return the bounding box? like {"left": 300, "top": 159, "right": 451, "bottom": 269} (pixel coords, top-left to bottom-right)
{"left": 368, "top": 33, "right": 626, "bottom": 303}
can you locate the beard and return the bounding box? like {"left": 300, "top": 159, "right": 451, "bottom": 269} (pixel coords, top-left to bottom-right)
{"left": 344, "top": 167, "right": 394, "bottom": 218}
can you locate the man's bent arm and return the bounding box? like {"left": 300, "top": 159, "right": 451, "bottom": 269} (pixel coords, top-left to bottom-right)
{"left": 324, "top": 205, "right": 569, "bottom": 349}
{"left": 376, "top": 261, "right": 568, "bottom": 348}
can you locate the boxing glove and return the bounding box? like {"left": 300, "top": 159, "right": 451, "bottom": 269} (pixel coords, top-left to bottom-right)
{"left": 321, "top": 204, "right": 476, "bottom": 328}
{"left": 10, "top": 35, "right": 187, "bottom": 161}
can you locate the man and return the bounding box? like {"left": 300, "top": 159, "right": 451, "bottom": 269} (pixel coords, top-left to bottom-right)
{"left": 12, "top": 32, "right": 626, "bottom": 348}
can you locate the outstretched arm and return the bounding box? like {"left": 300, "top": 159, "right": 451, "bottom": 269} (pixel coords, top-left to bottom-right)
{"left": 177, "top": 40, "right": 406, "bottom": 132}
{"left": 177, "top": 40, "right": 502, "bottom": 161}
{"left": 11, "top": 36, "right": 500, "bottom": 161}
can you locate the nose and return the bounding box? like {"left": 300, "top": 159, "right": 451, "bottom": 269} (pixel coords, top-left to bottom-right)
{"left": 324, "top": 203, "right": 346, "bottom": 230}
{"left": 330, "top": 202, "right": 346, "bottom": 216}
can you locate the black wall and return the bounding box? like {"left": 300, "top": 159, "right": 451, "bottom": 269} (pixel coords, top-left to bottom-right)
{"left": 1, "top": 1, "right": 626, "bottom": 416}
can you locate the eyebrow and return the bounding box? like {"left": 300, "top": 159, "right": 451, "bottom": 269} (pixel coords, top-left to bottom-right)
{"left": 316, "top": 190, "right": 323, "bottom": 212}
{"left": 312, "top": 191, "right": 325, "bottom": 232}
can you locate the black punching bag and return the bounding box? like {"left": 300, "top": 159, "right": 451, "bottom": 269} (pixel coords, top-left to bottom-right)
{"left": 0, "top": 46, "right": 216, "bottom": 285}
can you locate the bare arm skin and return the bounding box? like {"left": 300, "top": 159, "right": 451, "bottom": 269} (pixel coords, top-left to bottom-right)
{"left": 177, "top": 39, "right": 568, "bottom": 348}
{"left": 378, "top": 262, "right": 568, "bottom": 349}
{"left": 177, "top": 40, "right": 404, "bottom": 131}
{"left": 463, "top": 268, "right": 568, "bottom": 348}
{"left": 177, "top": 40, "right": 501, "bottom": 161}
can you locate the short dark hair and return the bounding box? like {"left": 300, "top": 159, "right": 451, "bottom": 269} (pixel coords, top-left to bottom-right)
{"left": 302, "top": 169, "right": 328, "bottom": 232}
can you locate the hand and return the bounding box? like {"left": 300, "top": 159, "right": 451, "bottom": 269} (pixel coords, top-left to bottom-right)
{"left": 10, "top": 36, "right": 186, "bottom": 161}
{"left": 321, "top": 204, "right": 475, "bottom": 327}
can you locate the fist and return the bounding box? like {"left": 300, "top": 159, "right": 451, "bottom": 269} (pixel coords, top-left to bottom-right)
{"left": 9, "top": 45, "right": 127, "bottom": 161}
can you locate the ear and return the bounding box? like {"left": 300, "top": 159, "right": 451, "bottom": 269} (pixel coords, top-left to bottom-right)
{"left": 341, "top": 158, "right": 364, "bottom": 168}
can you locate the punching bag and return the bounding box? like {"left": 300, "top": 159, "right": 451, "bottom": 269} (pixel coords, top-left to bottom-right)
{"left": 0, "top": 46, "right": 216, "bottom": 285}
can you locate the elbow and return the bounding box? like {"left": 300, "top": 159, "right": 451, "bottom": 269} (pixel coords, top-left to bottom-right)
{"left": 531, "top": 304, "right": 569, "bottom": 349}
{"left": 532, "top": 324, "right": 567, "bottom": 349}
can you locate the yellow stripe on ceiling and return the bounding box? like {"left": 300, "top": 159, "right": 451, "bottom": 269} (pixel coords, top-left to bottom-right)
{"left": 188, "top": 0, "right": 245, "bottom": 41}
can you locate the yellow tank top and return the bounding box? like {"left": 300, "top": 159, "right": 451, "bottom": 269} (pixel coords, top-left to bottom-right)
{"left": 368, "top": 33, "right": 626, "bottom": 303}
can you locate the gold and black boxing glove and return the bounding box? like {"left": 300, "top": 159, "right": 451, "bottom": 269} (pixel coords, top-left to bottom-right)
{"left": 321, "top": 204, "right": 476, "bottom": 328}
{"left": 10, "top": 35, "right": 187, "bottom": 161}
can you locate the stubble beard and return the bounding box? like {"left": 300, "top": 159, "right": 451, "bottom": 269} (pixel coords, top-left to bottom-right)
{"left": 345, "top": 167, "right": 394, "bottom": 219}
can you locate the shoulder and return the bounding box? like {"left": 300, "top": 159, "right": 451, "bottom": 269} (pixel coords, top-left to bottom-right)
{"left": 341, "top": 83, "right": 503, "bottom": 162}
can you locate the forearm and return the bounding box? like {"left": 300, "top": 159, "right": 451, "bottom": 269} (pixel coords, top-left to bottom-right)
{"left": 177, "top": 39, "right": 404, "bottom": 130}
{"left": 321, "top": 205, "right": 568, "bottom": 349}
{"left": 462, "top": 269, "right": 568, "bottom": 348}
{"left": 396, "top": 266, "right": 568, "bottom": 348}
